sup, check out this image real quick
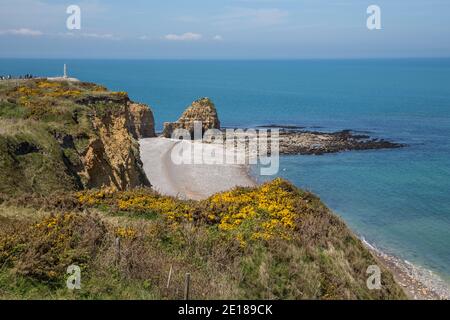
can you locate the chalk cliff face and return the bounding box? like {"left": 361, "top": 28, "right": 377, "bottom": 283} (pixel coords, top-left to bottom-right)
{"left": 0, "top": 80, "right": 152, "bottom": 196}
{"left": 162, "top": 97, "right": 220, "bottom": 138}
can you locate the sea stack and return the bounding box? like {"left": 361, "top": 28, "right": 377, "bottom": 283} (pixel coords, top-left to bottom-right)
{"left": 162, "top": 97, "right": 220, "bottom": 138}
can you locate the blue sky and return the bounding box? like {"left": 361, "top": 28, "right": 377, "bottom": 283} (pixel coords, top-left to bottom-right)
{"left": 0, "top": 0, "right": 449, "bottom": 59}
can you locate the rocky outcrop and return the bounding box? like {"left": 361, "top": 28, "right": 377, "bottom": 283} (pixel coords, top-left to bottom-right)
{"left": 223, "top": 128, "right": 405, "bottom": 157}
{"left": 127, "top": 102, "right": 156, "bottom": 139}
{"left": 162, "top": 97, "right": 220, "bottom": 138}
{"left": 277, "top": 130, "right": 405, "bottom": 155}
{"left": 79, "top": 103, "right": 151, "bottom": 190}
{"left": 70, "top": 94, "right": 154, "bottom": 190}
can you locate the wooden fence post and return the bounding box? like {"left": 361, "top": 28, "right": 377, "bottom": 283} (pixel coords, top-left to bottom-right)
{"left": 166, "top": 265, "right": 173, "bottom": 289}
{"left": 184, "top": 273, "right": 191, "bottom": 300}
{"left": 115, "top": 237, "right": 121, "bottom": 265}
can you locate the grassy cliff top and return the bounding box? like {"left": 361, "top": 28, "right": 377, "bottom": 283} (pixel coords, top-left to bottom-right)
{"left": 0, "top": 79, "right": 143, "bottom": 196}
{"left": 0, "top": 79, "right": 129, "bottom": 126}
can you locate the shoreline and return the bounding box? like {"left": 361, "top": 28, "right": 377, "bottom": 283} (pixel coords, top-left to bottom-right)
{"left": 362, "top": 239, "right": 450, "bottom": 300}
{"left": 139, "top": 137, "right": 449, "bottom": 300}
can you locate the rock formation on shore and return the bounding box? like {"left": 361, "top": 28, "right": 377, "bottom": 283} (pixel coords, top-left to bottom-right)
{"left": 81, "top": 100, "right": 151, "bottom": 190}
{"left": 128, "top": 102, "right": 156, "bottom": 139}
{"left": 162, "top": 97, "right": 220, "bottom": 138}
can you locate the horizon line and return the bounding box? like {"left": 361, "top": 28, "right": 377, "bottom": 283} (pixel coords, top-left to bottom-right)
{"left": 1, "top": 56, "right": 450, "bottom": 61}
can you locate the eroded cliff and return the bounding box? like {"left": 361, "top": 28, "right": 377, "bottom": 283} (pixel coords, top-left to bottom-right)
{"left": 0, "top": 79, "right": 154, "bottom": 196}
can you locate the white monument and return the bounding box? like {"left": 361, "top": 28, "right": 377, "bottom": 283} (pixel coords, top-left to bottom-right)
{"left": 47, "top": 63, "right": 79, "bottom": 82}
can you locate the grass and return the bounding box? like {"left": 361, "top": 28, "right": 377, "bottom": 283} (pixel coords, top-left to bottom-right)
{"left": 0, "top": 181, "right": 407, "bottom": 300}
{"left": 0, "top": 119, "right": 83, "bottom": 196}
{"left": 0, "top": 101, "right": 26, "bottom": 118}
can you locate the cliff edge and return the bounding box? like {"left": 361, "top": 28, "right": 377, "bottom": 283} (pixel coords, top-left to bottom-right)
{"left": 0, "top": 79, "right": 154, "bottom": 196}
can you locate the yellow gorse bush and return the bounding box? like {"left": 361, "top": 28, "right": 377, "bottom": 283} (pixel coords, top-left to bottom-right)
{"left": 77, "top": 188, "right": 116, "bottom": 206}
{"left": 111, "top": 91, "right": 128, "bottom": 98}
{"left": 17, "top": 82, "right": 81, "bottom": 98}
{"left": 0, "top": 212, "right": 107, "bottom": 282}
{"left": 77, "top": 179, "right": 303, "bottom": 244}
{"left": 13, "top": 80, "right": 119, "bottom": 102}
{"left": 37, "top": 81, "right": 61, "bottom": 89}
{"left": 34, "top": 212, "right": 76, "bottom": 231}
{"left": 78, "top": 188, "right": 195, "bottom": 222}
{"left": 45, "top": 89, "right": 82, "bottom": 97}
{"left": 115, "top": 227, "right": 137, "bottom": 239}
{"left": 209, "top": 178, "right": 298, "bottom": 242}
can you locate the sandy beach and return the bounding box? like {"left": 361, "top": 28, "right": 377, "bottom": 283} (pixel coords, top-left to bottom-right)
{"left": 139, "top": 137, "right": 256, "bottom": 200}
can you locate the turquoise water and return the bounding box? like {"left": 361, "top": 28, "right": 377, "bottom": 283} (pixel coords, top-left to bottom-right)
{"left": 1, "top": 59, "right": 449, "bottom": 280}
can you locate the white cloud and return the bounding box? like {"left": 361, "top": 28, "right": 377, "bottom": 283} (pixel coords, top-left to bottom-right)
{"left": 81, "top": 33, "right": 118, "bottom": 40}
{"left": 164, "top": 32, "right": 202, "bottom": 41}
{"left": 0, "top": 28, "right": 43, "bottom": 36}
{"left": 59, "top": 32, "right": 120, "bottom": 40}
{"left": 213, "top": 35, "right": 223, "bottom": 41}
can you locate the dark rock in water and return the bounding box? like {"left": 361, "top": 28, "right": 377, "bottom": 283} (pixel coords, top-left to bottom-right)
{"left": 214, "top": 128, "right": 405, "bottom": 157}
{"left": 162, "top": 97, "right": 220, "bottom": 138}
{"left": 350, "top": 134, "right": 371, "bottom": 140}
{"left": 277, "top": 130, "right": 405, "bottom": 155}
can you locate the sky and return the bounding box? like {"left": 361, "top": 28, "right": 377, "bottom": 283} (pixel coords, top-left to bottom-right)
{"left": 0, "top": 0, "right": 449, "bottom": 59}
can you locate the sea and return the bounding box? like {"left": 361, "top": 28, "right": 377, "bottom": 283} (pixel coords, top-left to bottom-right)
{"left": 1, "top": 58, "right": 449, "bottom": 284}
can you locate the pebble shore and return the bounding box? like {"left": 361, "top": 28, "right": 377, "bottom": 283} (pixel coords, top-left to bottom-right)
{"left": 363, "top": 240, "right": 450, "bottom": 300}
